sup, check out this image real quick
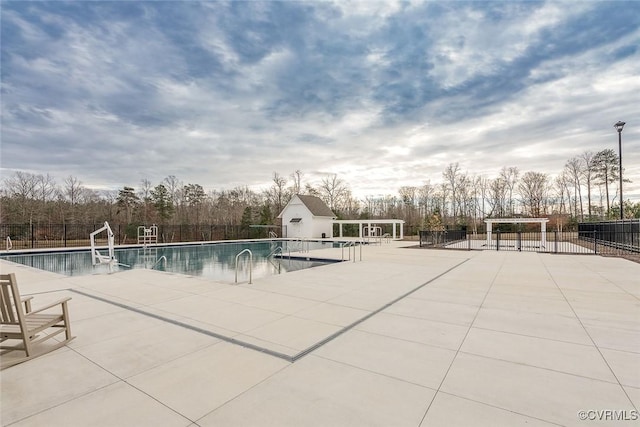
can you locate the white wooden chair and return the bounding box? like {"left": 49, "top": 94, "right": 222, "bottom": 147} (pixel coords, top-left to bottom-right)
{"left": 0, "top": 273, "right": 74, "bottom": 369}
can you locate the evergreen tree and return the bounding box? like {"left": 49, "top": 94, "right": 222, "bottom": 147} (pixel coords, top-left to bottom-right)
{"left": 592, "top": 149, "right": 619, "bottom": 217}
{"left": 116, "top": 186, "right": 140, "bottom": 224}
{"left": 151, "top": 184, "right": 174, "bottom": 222}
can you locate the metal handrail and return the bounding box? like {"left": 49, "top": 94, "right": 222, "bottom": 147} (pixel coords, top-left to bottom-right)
{"left": 267, "top": 256, "right": 282, "bottom": 273}
{"left": 341, "top": 241, "right": 355, "bottom": 261}
{"left": 293, "top": 238, "right": 310, "bottom": 253}
{"left": 269, "top": 231, "right": 277, "bottom": 239}
{"left": 267, "top": 246, "right": 283, "bottom": 258}
{"left": 341, "top": 240, "right": 363, "bottom": 262}
{"left": 6, "top": 236, "right": 12, "bottom": 251}
{"left": 235, "top": 248, "right": 253, "bottom": 284}
{"left": 153, "top": 256, "right": 167, "bottom": 269}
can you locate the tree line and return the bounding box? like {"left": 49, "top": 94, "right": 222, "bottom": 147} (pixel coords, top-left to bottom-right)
{"left": 2, "top": 148, "right": 639, "bottom": 234}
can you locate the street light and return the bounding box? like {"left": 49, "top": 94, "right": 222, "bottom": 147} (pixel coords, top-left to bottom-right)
{"left": 614, "top": 121, "right": 625, "bottom": 220}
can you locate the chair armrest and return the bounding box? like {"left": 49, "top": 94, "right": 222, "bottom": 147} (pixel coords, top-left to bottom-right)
{"left": 21, "top": 296, "right": 34, "bottom": 313}
{"left": 27, "top": 297, "right": 72, "bottom": 315}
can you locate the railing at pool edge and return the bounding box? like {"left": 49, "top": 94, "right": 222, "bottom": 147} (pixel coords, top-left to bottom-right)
{"left": 153, "top": 256, "right": 167, "bottom": 269}
{"left": 341, "top": 240, "right": 362, "bottom": 262}
{"left": 268, "top": 246, "right": 289, "bottom": 259}
{"left": 266, "top": 246, "right": 285, "bottom": 274}
{"left": 291, "top": 238, "right": 310, "bottom": 253}
{"left": 235, "top": 248, "right": 253, "bottom": 284}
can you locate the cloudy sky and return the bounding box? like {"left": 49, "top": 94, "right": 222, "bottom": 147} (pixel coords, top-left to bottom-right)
{"left": 1, "top": 1, "right": 639, "bottom": 200}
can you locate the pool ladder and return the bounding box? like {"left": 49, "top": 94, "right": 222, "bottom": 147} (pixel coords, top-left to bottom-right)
{"left": 235, "top": 249, "right": 253, "bottom": 284}
{"left": 152, "top": 256, "right": 167, "bottom": 269}
{"left": 300, "top": 238, "right": 311, "bottom": 253}
{"left": 267, "top": 246, "right": 290, "bottom": 259}
{"left": 341, "top": 241, "right": 362, "bottom": 262}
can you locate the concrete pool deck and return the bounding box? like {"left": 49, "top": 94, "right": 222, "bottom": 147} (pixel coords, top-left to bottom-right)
{"left": 1, "top": 242, "right": 639, "bottom": 426}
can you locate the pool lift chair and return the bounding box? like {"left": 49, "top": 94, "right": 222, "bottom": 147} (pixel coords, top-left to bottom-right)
{"left": 90, "top": 221, "right": 121, "bottom": 270}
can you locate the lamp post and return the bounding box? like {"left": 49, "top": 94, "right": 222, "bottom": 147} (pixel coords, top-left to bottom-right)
{"left": 614, "top": 121, "right": 625, "bottom": 220}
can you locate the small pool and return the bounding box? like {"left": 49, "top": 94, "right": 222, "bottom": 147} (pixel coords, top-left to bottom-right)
{"left": 0, "top": 240, "right": 341, "bottom": 282}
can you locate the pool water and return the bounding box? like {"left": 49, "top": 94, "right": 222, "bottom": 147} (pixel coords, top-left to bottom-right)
{"left": 1, "top": 240, "right": 341, "bottom": 282}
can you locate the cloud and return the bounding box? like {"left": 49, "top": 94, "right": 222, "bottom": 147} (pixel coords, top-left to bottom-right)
{"left": 1, "top": 1, "right": 639, "bottom": 200}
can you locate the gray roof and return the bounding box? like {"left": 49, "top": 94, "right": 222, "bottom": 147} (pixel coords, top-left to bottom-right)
{"left": 297, "top": 195, "right": 336, "bottom": 217}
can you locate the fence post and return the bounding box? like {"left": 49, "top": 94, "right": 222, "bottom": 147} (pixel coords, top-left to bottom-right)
{"left": 554, "top": 231, "right": 558, "bottom": 254}
{"left": 496, "top": 230, "right": 500, "bottom": 251}
{"left": 31, "top": 223, "right": 35, "bottom": 248}
{"left": 593, "top": 230, "right": 597, "bottom": 254}
{"left": 468, "top": 233, "right": 471, "bottom": 251}
{"left": 64, "top": 224, "right": 67, "bottom": 247}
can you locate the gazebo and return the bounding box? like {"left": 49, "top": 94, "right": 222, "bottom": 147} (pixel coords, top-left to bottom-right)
{"left": 333, "top": 219, "right": 405, "bottom": 240}
{"left": 485, "top": 218, "right": 550, "bottom": 248}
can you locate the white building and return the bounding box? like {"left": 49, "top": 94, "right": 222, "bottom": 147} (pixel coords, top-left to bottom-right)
{"left": 278, "top": 195, "right": 336, "bottom": 239}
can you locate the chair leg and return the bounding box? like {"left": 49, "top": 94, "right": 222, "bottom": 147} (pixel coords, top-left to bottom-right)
{"left": 62, "top": 301, "right": 72, "bottom": 340}
{"left": 22, "top": 333, "right": 33, "bottom": 357}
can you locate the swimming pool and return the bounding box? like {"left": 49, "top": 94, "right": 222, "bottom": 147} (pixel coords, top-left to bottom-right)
{"left": 0, "top": 240, "right": 341, "bottom": 282}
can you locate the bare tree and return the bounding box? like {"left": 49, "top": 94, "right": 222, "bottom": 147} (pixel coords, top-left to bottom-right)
{"left": 469, "top": 175, "right": 484, "bottom": 233}
{"left": 304, "top": 183, "right": 320, "bottom": 198}
{"left": 518, "top": 171, "right": 549, "bottom": 217}
{"left": 264, "top": 172, "right": 290, "bottom": 215}
{"left": 318, "top": 174, "right": 348, "bottom": 212}
{"left": 580, "top": 151, "right": 595, "bottom": 219}
{"left": 138, "top": 179, "right": 154, "bottom": 223}
{"left": 438, "top": 182, "right": 449, "bottom": 223}
{"left": 487, "top": 177, "right": 507, "bottom": 217}
{"left": 290, "top": 170, "right": 303, "bottom": 195}
{"left": 4, "top": 171, "right": 38, "bottom": 223}
{"left": 417, "top": 182, "right": 435, "bottom": 220}
{"left": 499, "top": 166, "right": 519, "bottom": 216}
{"left": 34, "top": 174, "right": 57, "bottom": 222}
{"left": 443, "top": 163, "right": 461, "bottom": 220}
{"left": 476, "top": 176, "right": 489, "bottom": 219}
{"left": 340, "top": 190, "right": 361, "bottom": 219}
{"left": 565, "top": 157, "right": 584, "bottom": 220}
{"left": 456, "top": 173, "right": 472, "bottom": 222}
{"left": 363, "top": 195, "right": 381, "bottom": 218}
{"left": 163, "top": 175, "right": 183, "bottom": 222}
{"left": 553, "top": 172, "right": 571, "bottom": 216}
{"left": 62, "top": 175, "right": 88, "bottom": 223}
{"left": 398, "top": 186, "right": 418, "bottom": 228}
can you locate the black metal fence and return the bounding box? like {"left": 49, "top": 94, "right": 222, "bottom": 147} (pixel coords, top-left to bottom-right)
{"left": 419, "top": 230, "right": 467, "bottom": 247}
{"left": 418, "top": 228, "right": 640, "bottom": 256}
{"left": 578, "top": 220, "right": 639, "bottom": 251}
{"left": 0, "top": 223, "right": 254, "bottom": 250}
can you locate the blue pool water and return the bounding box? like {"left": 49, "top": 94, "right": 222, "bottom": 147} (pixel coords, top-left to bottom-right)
{"left": 0, "top": 240, "right": 341, "bottom": 282}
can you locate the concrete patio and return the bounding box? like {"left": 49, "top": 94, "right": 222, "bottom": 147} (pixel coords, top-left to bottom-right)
{"left": 1, "top": 242, "right": 639, "bottom": 426}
